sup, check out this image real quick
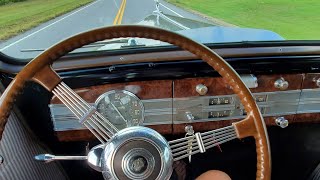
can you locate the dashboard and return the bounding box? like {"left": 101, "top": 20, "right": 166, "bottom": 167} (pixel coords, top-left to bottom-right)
{"left": 1, "top": 42, "right": 317, "bottom": 142}
{"left": 49, "top": 73, "right": 320, "bottom": 141}
{"left": 1, "top": 42, "right": 319, "bottom": 180}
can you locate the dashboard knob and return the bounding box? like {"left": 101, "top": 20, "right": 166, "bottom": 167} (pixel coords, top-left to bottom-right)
{"left": 196, "top": 84, "right": 208, "bottom": 95}
{"left": 185, "top": 112, "right": 194, "bottom": 122}
{"left": 274, "top": 78, "right": 289, "bottom": 90}
{"left": 275, "top": 117, "right": 289, "bottom": 128}
{"left": 313, "top": 78, "right": 320, "bottom": 87}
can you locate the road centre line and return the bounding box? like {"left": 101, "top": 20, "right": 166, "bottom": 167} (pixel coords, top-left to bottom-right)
{"left": 159, "top": 3, "right": 183, "bottom": 17}
{"left": 117, "top": 0, "right": 126, "bottom": 25}
{"left": 113, "top": 0, "right": 126, "bottom": 25}
{"left": 0, "top": 0, "right": 102, "bottom": 51}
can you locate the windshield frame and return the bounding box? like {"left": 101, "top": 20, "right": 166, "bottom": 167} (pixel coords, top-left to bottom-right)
{"left": 2, "top": 40, "right": 320, "bottom": 65}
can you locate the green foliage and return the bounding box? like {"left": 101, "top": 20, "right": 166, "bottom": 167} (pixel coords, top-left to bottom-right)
{"left": 0, "top": 0, "right": 26, "bottom": 6}
{"left": 0, "top": 0, "right": 92, "bottom": 40}
{"left": 167, "top": 0, "right": 320, "bottom": 40}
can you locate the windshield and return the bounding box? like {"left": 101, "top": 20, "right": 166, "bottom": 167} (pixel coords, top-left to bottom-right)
{"left": 0, "top": 0, "right": 318, "bottom": 59}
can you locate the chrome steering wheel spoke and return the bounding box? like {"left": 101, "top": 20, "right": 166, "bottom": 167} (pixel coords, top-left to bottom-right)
{"left": 35, "top": 125, "right": 237, "bottom": 180}
{"left": 49, "top": 80, "right": 238, "bottom": 179}
{"left": 96, "top": 125, "right": 237, "bottom": 179}
{"left": 169, "top": 125, "right": 237, "bottom": 161}
{"left": 52, "top": 82, "right": 119, "bottom": 143}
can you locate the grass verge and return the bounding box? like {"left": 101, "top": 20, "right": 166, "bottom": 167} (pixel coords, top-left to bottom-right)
{"left": 167, "top": 0, "right": 320, "bottom": 40}
{"left": 0, "top": 0, "right": 92, "bottom": 40}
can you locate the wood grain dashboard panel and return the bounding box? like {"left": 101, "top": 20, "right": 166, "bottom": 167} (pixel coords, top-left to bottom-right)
{"left": 302, "top": 73, "right": 320, "bottom": 89}
{"left": 171, "top": 113, "right": 320, "bottom": 135}
{"left": 172, "top": 115, "right": 296, "bottom": 134}
{"left": 51, "top": 80, "right": 172, "bottom": 104}
{"left": 51, "top": 74, "right": 303, "bottom": 103}
{"left": 173, "top": 74, "right": 304, "bottom": 97}
{"left": 55, "top": 114, "right": 313, "bottom": 141}
{"left": 251, "top": 74, "right": 303, "bottom": 93}
{"left": 295, "top": 113, "right": 320, "bottom": 124}
{"left": 55, "top": 124, "right": 173, "bottom": 142}
{"left": 50, "top": 73, "right": 320, "bottom": 142}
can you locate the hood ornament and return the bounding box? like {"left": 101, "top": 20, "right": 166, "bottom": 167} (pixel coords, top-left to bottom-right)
{"left": 152, "top": 0, "right": 189, "bottom": 30}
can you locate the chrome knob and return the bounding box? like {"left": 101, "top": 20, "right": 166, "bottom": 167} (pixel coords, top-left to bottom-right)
{"left": 196, "top": 84, "right": 208, "bottom": 95}
{"left": 185, "top": 112, "right": 194, "bottom": 122}
{"left": 313, "top": 78, "right": 320, "bottom": 87}
{"left": 274, "top": 78, "right": 289, "bottom": 90}
{"left": 275, "top": 117, "right": 289, "bottom": 128}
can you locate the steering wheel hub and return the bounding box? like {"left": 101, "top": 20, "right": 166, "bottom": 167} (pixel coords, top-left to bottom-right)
{"left": 101, "top": 126, "right": 173, "bottom": 180}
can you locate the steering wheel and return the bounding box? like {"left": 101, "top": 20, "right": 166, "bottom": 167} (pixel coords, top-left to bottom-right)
{"left": 0, "top": 25, "right": 270, "bottom": 180}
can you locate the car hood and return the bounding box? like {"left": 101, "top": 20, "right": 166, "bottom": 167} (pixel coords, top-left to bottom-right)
{"left": 99, "top": 13, "right": 284, "bottom": 51}
{"left": 177, "top": 26, "right": 284, "bottom": 43}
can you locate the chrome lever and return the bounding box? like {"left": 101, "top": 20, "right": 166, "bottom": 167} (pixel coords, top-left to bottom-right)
{"left": 34, "top": 154, "right": 87, "bottom": 163}
{"left": 34, "top": 144, "right": 104, "bottom": 172}
{"left": 185, "top": 125, "right": 194, "bottom": 163}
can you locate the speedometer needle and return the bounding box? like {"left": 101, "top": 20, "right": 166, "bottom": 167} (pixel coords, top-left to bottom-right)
{"left": 111, "top": 103, "right": 127, "bottom": 123}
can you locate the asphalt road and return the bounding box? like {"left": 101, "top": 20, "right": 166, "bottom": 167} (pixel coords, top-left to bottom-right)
{"left": 0, "top": 0, "right": 211, "bottom": 59}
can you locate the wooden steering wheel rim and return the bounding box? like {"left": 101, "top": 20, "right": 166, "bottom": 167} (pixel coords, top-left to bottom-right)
{"left": 0, "top": 25, "right": 271, "bottom": 180}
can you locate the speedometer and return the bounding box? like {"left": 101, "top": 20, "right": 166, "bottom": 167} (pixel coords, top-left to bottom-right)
{"left": 95, "top": 90, "right": 144, "bottom": 130}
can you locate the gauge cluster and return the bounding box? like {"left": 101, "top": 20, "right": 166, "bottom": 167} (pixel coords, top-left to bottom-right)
{"left": 95, "top": 90, "right": 144, "bottom": 130}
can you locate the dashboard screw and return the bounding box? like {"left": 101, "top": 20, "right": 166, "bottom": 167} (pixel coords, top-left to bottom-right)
{"left": 148, "top": 63, "right": 155, "bottom": 68}
{"left": 109, "top": 66, "right": 115, "bottom": 72}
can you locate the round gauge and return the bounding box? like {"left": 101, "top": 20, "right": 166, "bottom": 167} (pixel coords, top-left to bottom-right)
{"left": 95, "top": 90, "right": 144, "bottom": 130}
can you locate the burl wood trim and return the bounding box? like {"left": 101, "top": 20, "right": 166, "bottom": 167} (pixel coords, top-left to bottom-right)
{"left": 173, "top": 74, "right": 303, "bottom": 97}
{"left": 51, "top": 80, "right": 172, "bottom": 104}
{"left": 55, "top": 129, "right": 95, "bottom": 142}
{"left": 251, "top": 74, "right": 303, "bottom": 93}
{"left": 55, "top": 124, "right": 172, "bottom": 142}
{"left": 172, "top": 119, "right": 238, "bottom": 134}
{"left": 302, "top": 73, "right": 320, "bottom": 89}
{"left": 294, "top": 113, "right": 320, "bottom": 123}
{"left": 172, "top": 115, "right": 295, "bottom": 134}
{"left": 55, "top": 114, "right": 309, "bottom": 142}
{"left": 264, "top": 115, "right": 295, "bottom": 126}
{"left": 173, "top": 77, "right": 233, "bottom": 97}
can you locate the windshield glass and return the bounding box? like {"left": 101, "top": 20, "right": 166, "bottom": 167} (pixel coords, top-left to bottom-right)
{"left": 0, "top": 0, "right": 318, "bottom": 59}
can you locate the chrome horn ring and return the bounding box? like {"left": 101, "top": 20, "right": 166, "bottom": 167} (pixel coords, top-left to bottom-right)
{"left": 101, "top": 126, "right": 173, "bottom": 180}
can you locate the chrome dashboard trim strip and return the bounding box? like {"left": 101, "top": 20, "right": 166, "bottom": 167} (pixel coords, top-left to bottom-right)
{"left": 49, "top": 89, "right": 320, "bottom": 130}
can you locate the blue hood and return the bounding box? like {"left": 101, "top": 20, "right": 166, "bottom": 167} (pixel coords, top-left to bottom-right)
{"left": 178, "top": 26, "right": 284, "bottom": 43}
